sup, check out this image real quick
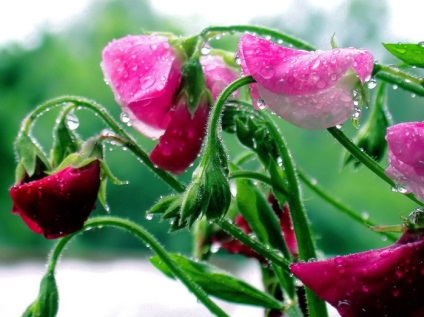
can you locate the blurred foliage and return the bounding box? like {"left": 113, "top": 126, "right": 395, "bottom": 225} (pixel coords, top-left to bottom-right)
{"left": 0, "top": 0, "right": 422, "bottom": 260}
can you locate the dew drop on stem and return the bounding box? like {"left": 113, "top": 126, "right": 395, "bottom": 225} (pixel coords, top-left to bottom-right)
{"left": 66, "top": 113, "right": 79, "bottom": 130}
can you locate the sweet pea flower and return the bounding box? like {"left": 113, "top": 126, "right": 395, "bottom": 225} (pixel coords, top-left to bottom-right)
{"left": 238, "top": 34, "right": 374, "bottom": 129}
{"left": 385, "top": 122, "right": 424, "bottom": 201}
{"left": 102, "top": 36, "right": 239, "bottom": 174}
{"left": 290, "top": 229, "right": 424, "bottom": 317}
{"left": 10, "top": 160, "right": 101, "bottom": 239}
{"left": 101, "top": 34, "right": 182, "bottom": 139}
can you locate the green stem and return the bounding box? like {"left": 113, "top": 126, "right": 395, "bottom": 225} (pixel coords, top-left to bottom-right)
{"left": 261, "top": 112, "right": 328, "bottom": 317}
{"left": 298, "top": 169, "right": 398, "bottom": 242}
{"left": 327, "top": 127, "right": 424, "bottom": 207}
{"left": 229, "top": 170, "right": 290, "bottom": 198}
{"left": 200, "top": 25, "right": 315, "bottom": 51}
{"left": 47, "top": 216, "right": 229, "bottom": 317}
{"left": 216, "top": 219, "right": 290, "bottom": 270}
{"left": 205, "top": 76, "right": 255, "bottom": 150}
{"left": 19, "top": 96, "right": 185, "bottom": 193}
{"left": 373, "top": 63, "right": 424, "bottom": 97}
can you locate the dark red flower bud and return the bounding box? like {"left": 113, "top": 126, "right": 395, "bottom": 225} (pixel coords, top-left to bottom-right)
{"left": 10, "top": 160, "right": 101, "bottom": 239}
{"left": 290, "top": 229, "right": 424, "bottom": 317}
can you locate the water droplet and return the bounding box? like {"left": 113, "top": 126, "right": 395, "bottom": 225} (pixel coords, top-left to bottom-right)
{"left": 405, "top": 79, "right": 411, "bottom": 84}
{"left": 257, "top": 98, "right": 267, "bottom": 110}
{"left": 146, "top": 214, "right": 153, "bottom": 220}
{"left": 66, "top": 113, "right": 79, "bottom": 130}
{"left": 260, "top": 66, "right": 275, "bottom": 79}
{"left": 234, "top": 53, "right": 241, "bottom": 65}
{"left": 392, "top": 84, "right": 398, "bottom": 90}
{"left": 333, "top": 49, "right": 340, "bottom": 55}
{"left": 361, "top": 212, "right": 369, "bottom": 220}
{"left": 391, "top": 183, "right": 408, "bottom": 194}
{"left": 366, "top": 79, "right": 377, "bottom": 89}
{"left": 120, "top": 112, "right": 130, "bottom": 123}
{"left": 411, "top": 93, "right": 416, "bottom": 98}
{"left": 201, "top": 45, "right": 211, "bottom": 55}
{"left": 140, "top": 76, "right": 156, "bottom": 89}
{"left": 211, "top": 243, "right": 220, "bottom": 253}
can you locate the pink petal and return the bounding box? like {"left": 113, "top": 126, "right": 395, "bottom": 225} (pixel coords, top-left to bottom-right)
{"left": 257, "top": 78, "right": 355, "bottom": 129}
{"left": 386, "top": 122, "right": 424, "bottom": 201}
{"left": 200, "top": 55, "right": 239, "bottom": 100}
{"left": 238, "top": 34, "right": 373, "bottom": 95}
{"left": 291, "top": 230, "right": 424, "bottom": 317}
{"left": 101, "top": 35, "right": 182, "bottom": 139}
{"left": 149, "top": 102, "right": 209, "bottom": 174}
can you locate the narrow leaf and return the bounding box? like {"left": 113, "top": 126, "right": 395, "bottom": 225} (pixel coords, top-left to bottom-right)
{"left": 383, "top": 42, "right": 424, "bottom": 68}
{"left": 150, "top": 253, "right": 283, "bottom": 309}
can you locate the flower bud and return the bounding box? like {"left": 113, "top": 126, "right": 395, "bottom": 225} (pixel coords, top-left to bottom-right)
{"left": 22, "top": 271, "right": 58, "bottom": 317}
{"left": 10, "top": 160, "right": 101, "bottom": 238}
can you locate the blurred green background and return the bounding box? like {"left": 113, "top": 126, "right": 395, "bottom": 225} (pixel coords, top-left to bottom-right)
{"left": 1, "top": 0, "right": 422, "bottom": 261}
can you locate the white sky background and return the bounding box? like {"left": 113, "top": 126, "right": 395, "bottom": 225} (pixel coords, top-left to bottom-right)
{"left": 0, "top": 0, "right": 422, "bottom": 48}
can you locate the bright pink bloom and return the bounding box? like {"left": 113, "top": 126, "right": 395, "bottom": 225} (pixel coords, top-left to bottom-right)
{"left": 238, "top": 34, "right": 374, "bottom": 129}
{"left": 386, "top": 122, "right": 424, "bottom": 201}
{"left": 10, "top": 161, "right": 101, "bottom": 239}
{"left": 102, "top": 36, "right": 238, "bottom": 174}
{"left": 101, "top": 35, "right": 182, "bottom": 139}
{"left": 149, "top": 55, "right": 238, "bottom": 174}
{"left": 291, "top": 229, "right": 424, "bottom": 317}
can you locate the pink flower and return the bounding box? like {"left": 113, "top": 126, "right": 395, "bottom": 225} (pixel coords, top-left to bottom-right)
{"left": 101, "top": 35, "right": 182, "bottom": 139}
{"left": 149, "top": 55, "right": 238, "bottom": 174}
{"left": 238, "top": 34, "right": 374, "bottom": 129}
{"left": 290, "top": 229, "right": 424, "bottom": 317}
{"left": 386, "top": 122, "right": 424, "bottom": 201}
{"left": 102, "top": 36, "right": 238, "bottom": 174}
{"left": 10, "top": 161, "right": 101, "bottom": 239}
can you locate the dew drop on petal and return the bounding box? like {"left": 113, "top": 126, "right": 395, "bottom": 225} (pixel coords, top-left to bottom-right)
{"left": 260, "top": 66, "right": 275, "bottom": 79}
{"left": 257, "top": 98, "right": 267, "bottom": 110}
{"left": 140, "top": 76, "right": 156, "bottom": 89}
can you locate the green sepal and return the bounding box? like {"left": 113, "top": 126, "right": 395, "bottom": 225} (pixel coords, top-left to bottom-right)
{"left": 147, "top": 195, "right": 181, "bottom": 215}
{"left": 50, "top": 110, "right": 81, "bottom": 168}
{"left": 170, "top": 35, "right": 200, "bottom": 59}
{"left": 22, "top": 271, "right": 59, "bottom": 317}
{"left": 181, "top": 57, "right": 207, "bottom": 115}
{"left": 150, "top": 253, "right": 284, "bottom": 309}
{"left": 383, "top": 42, "right": 424, "bottom": 68}
{"left": 180, "top": 178, "right": 204, "bottom": 227}
{"left": 15, "top": 133, "right": 51, "bottom": 181}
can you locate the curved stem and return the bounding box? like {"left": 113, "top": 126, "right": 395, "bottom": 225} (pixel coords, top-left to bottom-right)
{"left": 298, "top": 169, "right": 398, "bottom": 242}
{"left": 206, "top": 76, "right": 255, "bottom": 149}
{"left": 327, "top": 127, "right": 424, "bottom": 207}
{"left": 200, "top": 25, "right": 315, "bottom": 51}
{"left": 260, "top": 112, "right": 328, "bottom": 317}
{"left": 18, "top": 96, "right": 185, "bottom": 193}
{"left": 47, "top": 216, "right": 229, "bottom": 317}
{"left": 229, "top": 170, "right": 290, "bottom": 198}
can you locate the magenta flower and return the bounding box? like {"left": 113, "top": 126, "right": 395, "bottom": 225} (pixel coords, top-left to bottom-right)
{"left": 149, "top": 55, "right": 238, "bottom": 174}
{"left": 10, "top": 161, "right": 101, "bottom": 239}
{"left": 386, "top": 122, "right": 424, "bottom": 201}
{"left": 290, "top": 229, "right": 424, "bottom": 317}
{"left": 101, "top": 34, "right": 182, "bottom": 139}
{"left": 102, "top": 36, "right": 238, "bottom": 174}
{"left": 238, "top": 34, "right": 374, "bottom": 129}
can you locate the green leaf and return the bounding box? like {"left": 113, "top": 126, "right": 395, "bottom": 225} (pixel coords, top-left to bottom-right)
{"left": 147, "top": 195, "right": 181, "bottom": 215}
{"left": 15, "top": 133, "right": 51, "bottom": 178}
{"left": 150, "top": 254, "right": 283, "bottom": 309}
{"left": 383, "top": 42, "right": 424, "bottom": 68}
